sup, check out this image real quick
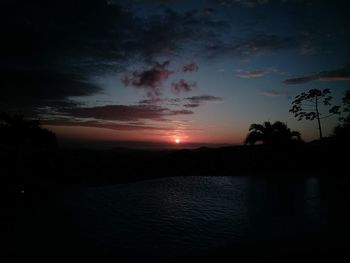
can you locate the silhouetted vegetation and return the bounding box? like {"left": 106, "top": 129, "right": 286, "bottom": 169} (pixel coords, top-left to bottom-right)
{"left": 289, "top": 89, "right": 340, "bottom": 140}
{"left": 244, "top": 121, "right": 301, "bottom": 146}
{"left": 0, "top": 113, "right": 57, "bottom": 187}
{"left": 0, "top": 113, "right": 57, "bottom": 151}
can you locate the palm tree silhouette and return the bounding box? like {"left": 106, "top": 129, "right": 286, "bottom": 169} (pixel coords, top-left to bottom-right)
{"left": 244, "top": 121, "right": 301, "bottom": 145}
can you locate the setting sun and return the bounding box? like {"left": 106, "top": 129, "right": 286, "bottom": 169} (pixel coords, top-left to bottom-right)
{"left": 175, "top": 138, "right": 180, "bottom": 144}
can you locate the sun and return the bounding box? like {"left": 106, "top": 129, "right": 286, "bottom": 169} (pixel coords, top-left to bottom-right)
{"left": 175, "top": 138, "right": 180, "bottom": 144}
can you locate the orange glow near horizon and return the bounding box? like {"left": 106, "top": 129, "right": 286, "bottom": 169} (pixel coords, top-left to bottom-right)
{"left": 45, "top": 124, "right": 246, "bottom": 146}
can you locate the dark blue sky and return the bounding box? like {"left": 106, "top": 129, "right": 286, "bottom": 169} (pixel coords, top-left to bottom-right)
{"left": 1, "top": 0, "right": 349, "bottom": 145}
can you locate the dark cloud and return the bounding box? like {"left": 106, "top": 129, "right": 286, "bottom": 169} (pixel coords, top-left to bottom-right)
{"left": 0, "top": 69, "right": 100, "bottom": 110}
{"left": 126, "top": 0, "right": 185, "bottom": 5}
{"left": 42, "top": 119, "right": 172, "bottom": 131}
{"left": 235, "top": 68, "right": 271, "bottom": 78}
{"left": 1, "top": 0, "right": 228, "bottom": 113}
{"left": 186, "top": 95, "right": 223, "bottom": 103}
{"left": 206, "top": 34, "right": 295, "bottom": 58}
{"left": 60, "top": 104, "right": 193, "bottom": 122}
{"left": 233, "top": 0, "right": 269, "bottom": 8}
{"left": 183, "top": 103, "right": 201, "bottom": 108}
{"left": 183, "top": 95, "right": 223, "bottom": 107}
{"left": 171, "top": 79, "right": 197, "bottom": 94}
{"left": 122, "top": 61, "right": 173, "bottom": 98}
{"left": 0, "top": 0, "right": 135, "bottom": 73}
{"left": 283, "top": 67, "right": 350, "bottom": 85}
{"left": 182, "top": 63, "right": 199, "bottom": 72}
{"left": 283, "top": 75, "right": 318, "bottom": 85}
{"left": 208, "top": 0, "right": 269, "bottom": 7}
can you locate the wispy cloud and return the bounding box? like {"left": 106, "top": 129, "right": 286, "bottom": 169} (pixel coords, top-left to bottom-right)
{"left": 235, "top": 68, "right": 272, "bottom": 78}
{"left": 42, "top": 119, "right": 173, "bottom": 131}
{"left": 233, "top": 0, "right": 269, "bottom": 8}
{"left": 138, "top": 95, "right": 223, "bottom": 108}
{"left": 283, "top": 66, "right": 350, "bottom": 85}
{"left": 184, "top": 95, "right": 223, "bottom": 108}
{"left": 259, "top": 90, "right": 281, "bottom": 97}
{"left": 58, "top": 104, "right": 193, "bottom": 122}
{"left": 206, "top": 34, "right": 295, "bottom": 58}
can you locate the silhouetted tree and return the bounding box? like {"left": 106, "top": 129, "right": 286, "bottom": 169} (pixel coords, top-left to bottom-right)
{"left": 289, "top": 89, "right": 340, "bottom": 140}
{"left": 244, "top": 121, "right": 301, "bottom": 145}
{"left": 0, "top": 113, "right": 57, "bottom": 151}
{"left": 339, "top": 90, "right": 350, "bottom": 124}
{"left": 332, "top": 90, "right": 350, "bottom": 143}
{"left": 0, "top": 113, "right": 57, "bottom": 187}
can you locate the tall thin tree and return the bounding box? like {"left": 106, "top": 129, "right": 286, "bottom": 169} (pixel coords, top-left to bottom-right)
{"left": 289, "top": 89, "right": 340, "bottom": 140}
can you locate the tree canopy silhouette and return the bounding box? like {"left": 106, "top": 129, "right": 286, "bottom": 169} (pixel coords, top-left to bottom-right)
{"left": 332, "top": 90, "right": 350, "bottom": 144}
{"left": 289, "top": 88, "right": 340, "bottom": 140}
{"left": 244, "top": 121, "right": 301, "bottom": 145}
{"left": 0, "top": 113, "right": 57, "bottom": 151}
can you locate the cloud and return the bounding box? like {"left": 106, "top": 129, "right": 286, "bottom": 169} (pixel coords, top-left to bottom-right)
{"left": 138, "top": 95, "right": 223, "bottom": 108}
{"left": 60, "top": 104, "right": 193, "bottom": 122}
{"left": 0, "top": 69, "right": 100, "bottom": 109}
{"left": 183, "top": 95, "right": 223, "bottom": 107}
{"left": 186, "top": 95, "right": 223, "bottom": 103}
{"left": 283, "top": 67, "right": 350, "bottom": 85}
{"left": 138, "top": 98, "right": 168, "bottom": 105}
{"left": 206, "top": 34, "right": 295, "bottom": 58}
{"left": 183, "top": 103, "right": 201, "bottom": 108}
{"left": 171, "top": 79, "right": 197, "bottom": 94}
{"left": 182, "top": 63, "right": 199, "bottom": 72}
{"left": 235, "top": 68, "right": 271, "bottom": 78}
{"left": 283, "top": 75, "right": 318, "bottom": 85}
{"left": 122, "top": 61, "right": 174, "bottom": 98}
{"left": 1, "top": 0, "right": 228, "bottom": 113}
{"left": 233, "top": 0, "right": 269, "bottom": 8}
{"left": 260, "top": 90, "right": 281, "bottom": 97}
{"left": 42, "top": 119, "right": 172, "bottom": 131}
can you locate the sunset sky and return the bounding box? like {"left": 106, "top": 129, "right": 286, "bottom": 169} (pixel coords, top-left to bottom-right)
{"left": 1, "top": 0, "right": 350, "bottom": 147}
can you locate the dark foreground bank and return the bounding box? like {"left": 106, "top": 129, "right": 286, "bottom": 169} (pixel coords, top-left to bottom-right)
{"left": 1, "top": 142, "right": 349, "bottom": 262}
{"left": 2, "top": 175, "right": 350, "bottom": 262}
{"left": 1, "top": 142, "right": 349, "bottom": 187}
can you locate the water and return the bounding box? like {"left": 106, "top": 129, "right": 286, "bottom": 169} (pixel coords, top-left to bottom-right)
{"left": 9, "top": 176, "right": 350, "bottom": 261}
{"left": 60, "top": 176, "right": 349, "bottom": 260}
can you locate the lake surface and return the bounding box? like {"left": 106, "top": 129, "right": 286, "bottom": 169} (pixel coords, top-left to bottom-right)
{"left": 7, "top": 175, "right": 350, "bottom": 261}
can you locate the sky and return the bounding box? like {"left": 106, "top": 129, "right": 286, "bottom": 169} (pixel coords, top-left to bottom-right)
{"left": 1, "top": 0, "right": 350, "bottom": 147}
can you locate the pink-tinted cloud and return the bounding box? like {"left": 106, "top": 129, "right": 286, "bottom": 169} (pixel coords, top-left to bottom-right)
{"left": 61, "top": 105, "right": 193, "bottom": 122}
{"left": 171, "top": 79, "right": 197, "bottom": 94}
{"left": 260, "top": 90, "right": 281, "bottom": 97}
{"left": 182, "top": 63, "right": 199, "bottom": 72}
{"left": 235, "top": 68, "right": 271, "bottom": 78}
{"left": 122, "top": 61, "right": 174, "bottom": 98}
